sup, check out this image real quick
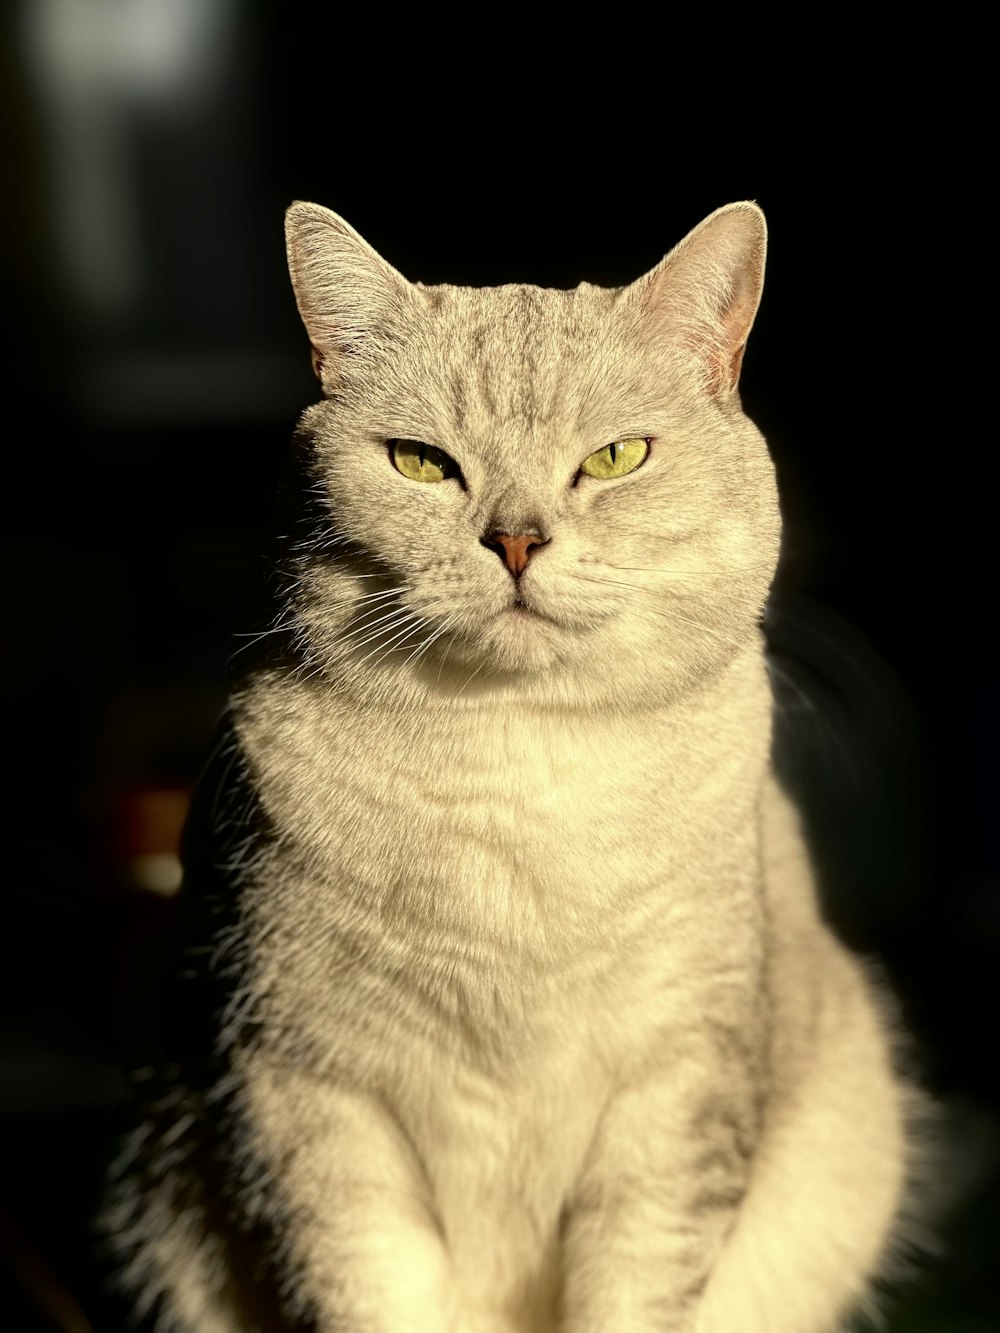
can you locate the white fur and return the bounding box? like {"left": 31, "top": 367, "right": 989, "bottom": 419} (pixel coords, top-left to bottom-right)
{"left": 112, "top": 202, "right": 923, "bottom": 1331}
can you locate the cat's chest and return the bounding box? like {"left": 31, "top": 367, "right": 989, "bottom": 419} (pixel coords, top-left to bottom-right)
{"left": 376, "top": 710, "right": 671, "bottom": 899}
{"left": 245, "top": 683, "right": 706, "bottom": 921}
{"left": 239, "top": 668, "right": 768, "bottom": 968}
{"left": 236, "top": 665, "right": 771, "bottom": 1084}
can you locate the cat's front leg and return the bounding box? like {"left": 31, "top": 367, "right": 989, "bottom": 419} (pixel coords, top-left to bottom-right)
{"left": 558, "top": 1039, "right": 757, "bottom": 1333}
{"left": 239, "top": 1057, "right": 458, "bottom": 1333}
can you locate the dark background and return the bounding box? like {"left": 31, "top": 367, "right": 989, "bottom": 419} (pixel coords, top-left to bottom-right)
{"left": 0, "top": 8, "right": 992, "bottom": 1330}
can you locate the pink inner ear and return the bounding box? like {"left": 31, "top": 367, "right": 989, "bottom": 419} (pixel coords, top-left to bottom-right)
{"left": 701, "top": 276, "right": 757, "bottom": 395}
{"left": 726, "top": 342, "right": 748, "bottom": 391}
{"left": 704, "top": 340, "right": 747, "bottom": 396}
{"left": 685, "top": 316, "right": 749, "bottom": 397}
{"left": 646, "top": 251, "right": 761, "bottom": 398}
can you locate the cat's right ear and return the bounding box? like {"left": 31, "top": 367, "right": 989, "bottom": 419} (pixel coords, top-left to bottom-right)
{"left": 285, "top": 202, "right": 414, "bottom": 393}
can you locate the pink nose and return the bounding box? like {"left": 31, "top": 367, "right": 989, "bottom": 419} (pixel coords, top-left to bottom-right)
{"left": 481, "top": 531, "right": 548, "bottom": 578}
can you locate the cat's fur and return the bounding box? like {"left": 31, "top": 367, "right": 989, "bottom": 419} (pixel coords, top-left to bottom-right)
{"left": 106, "top": 201, "right": 923, "bottom": 1332}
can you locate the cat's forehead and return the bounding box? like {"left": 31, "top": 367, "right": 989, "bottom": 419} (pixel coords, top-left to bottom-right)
{"left": 415, "top": 279, "right": 617, "bottom": 353}
{"left": 394, "top": 278, "right": 647, "bottom": 440}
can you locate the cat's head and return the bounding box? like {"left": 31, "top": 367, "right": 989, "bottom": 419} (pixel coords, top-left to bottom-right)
{"left": 281, "top": 201, "right": 779, "bottom": 711}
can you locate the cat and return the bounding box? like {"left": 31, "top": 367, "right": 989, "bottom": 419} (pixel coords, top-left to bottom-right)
{"left": 104, "top": 199, "right": 926, "bottom": 1332}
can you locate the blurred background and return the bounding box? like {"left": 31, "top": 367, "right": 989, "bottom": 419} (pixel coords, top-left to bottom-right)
{"left": 0, "top": 6, "right": 992, "bottom": 1329}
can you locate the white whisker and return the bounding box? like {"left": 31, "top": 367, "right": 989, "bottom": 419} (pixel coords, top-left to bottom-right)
{"left": 604, "top": 563, "right": 738, "bottom": 576}
{"left": 455, "top": 657, "right": 489, "bottom": 698}
{"left": 354, "top": 614, "right": 431, "bottom": 668}
{"left": 575, "top": 570, "right": 762, "bottom": 618}
{"left": 343, "top": 608, "right": 420, "bottom": 651}
{"left": 403, "top": 615, "right": 456, "bottom": 671}
{"left": 574, "top": 572, "right": 750, "bottom": 648}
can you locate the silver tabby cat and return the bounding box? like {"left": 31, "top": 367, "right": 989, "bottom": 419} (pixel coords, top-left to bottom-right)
{"left": 108, "top": 201, "right": 923, "bottom": 1332}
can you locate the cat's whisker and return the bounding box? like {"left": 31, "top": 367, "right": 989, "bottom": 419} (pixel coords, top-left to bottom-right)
{"left": 402, "top": 621, "right": 450, "bottom": 666}
{"left": 340, "top": 596, "right": 411, "bottom": 632}
{"left": 622, "top": 595, "right": 753, "bottom": 650}
{"left": 230, "top": 629, "right": 282, "bottom": 647}
{"left": 402, "top": 616, "right": 457, "bottom": 671}
{"left": 352, "top": 613, "right": 430, "bottom": 667}
{"left": 574, "top": 570, "right": 763, "bottom": 617}
{"left": 602, "top": 564, "right": 742, "bottom": 576}
{"left": 290, "top": 656, "right": 327, "bottom": 687}
{"left": 573, "top": 572, "right": 751, "bottom": 649}
{"left": 578, "top": 567, "right": 760, "bottom": 596}
{"left": 435, "top": 619, "right": 461, "bottom": 686}
{"left": 360, "top": 616, "right": 433, "bottom": 670}
{"left": 285, "top": 599, "right": 418, "bottom": 671}
{"left": 455, "top": 657, "right": 489, "bottom": 699}
{"left": 342, "top": 608, "right": 421, "bottom": 651}
{"left": 291, "top": 590, "right": 404, "bottom": 645}
{"left": 297, "top": 529, "right": 366, "bottom": 559}
{"left": 344, "top": 591, "right": 456, "bottom": 647}
{"left": 390, "top": 619, "right": 438, "bottom": 661}
{"left": 229, "top": 614, "right": 300, "bottom": 659}
{"left": 649, "top": 606, "right": 748, "bottom": 650}
{"left": 613, "top": 602, "right": 719, "bottom": 653}
{"left": 231, "top": 620, "right": 296, "bottom": 640}
{"left": 343, "top": 622, "right": 412, "bottom": 656}
{"left": 354, "top": 583, "right": 410, "bottom": 598}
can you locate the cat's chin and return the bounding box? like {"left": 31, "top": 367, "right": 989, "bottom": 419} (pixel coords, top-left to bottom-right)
{"left": 480, "top": 605, "right": 566, "bottom": 669}
{"left": 414, "top": 603, "right": 578, "bottom": 681}
{"left": 450, "top": 589, "right": 621, "bottom": 675}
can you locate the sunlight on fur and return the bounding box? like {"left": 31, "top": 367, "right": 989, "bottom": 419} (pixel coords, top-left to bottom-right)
{"left": 103, "top": 200, "right": 932, "bottom": 1332}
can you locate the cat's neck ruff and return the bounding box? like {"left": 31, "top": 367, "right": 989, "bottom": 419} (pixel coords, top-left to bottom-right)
{"left": 242, "top": 636, "right": 774, "bottom": 781}
{"left": 235, "top": 638, "right": 775, "bottom": 1061}
{"left": 236, "top": 638, "right": 775, "bottom": 929}
{"left": 310, "top": 628, "right": 773, "bottom": 724}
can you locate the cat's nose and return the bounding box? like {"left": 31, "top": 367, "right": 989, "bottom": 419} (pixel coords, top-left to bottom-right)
{"left": 480, "top": 530, "right": 549, "bottom": 579}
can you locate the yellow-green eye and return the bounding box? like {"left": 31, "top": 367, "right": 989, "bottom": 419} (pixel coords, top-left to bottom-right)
{"left": 391, "top": 439, "right": 457, "bottom": 484}
{"left": 579, "top": 437, "right": 650, "bottom": 480}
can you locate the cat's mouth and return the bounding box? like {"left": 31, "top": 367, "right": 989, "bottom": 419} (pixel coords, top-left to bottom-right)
{"left": 497, "top": 593, "right": 609, "bottom": 634}
{"left": 505, "top": 595, "right": 556, "bottom": 624}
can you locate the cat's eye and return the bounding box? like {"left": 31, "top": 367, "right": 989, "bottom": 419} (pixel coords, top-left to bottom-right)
{"left": 579, "top": 437, "right": 650, "bottom": 481}
{"left": 390, "top": 439, "right": 459, "bottom": 484}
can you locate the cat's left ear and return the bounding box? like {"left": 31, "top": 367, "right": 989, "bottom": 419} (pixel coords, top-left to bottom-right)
{"left": 629, "top": 201, "right": 767, "bottom": 396}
